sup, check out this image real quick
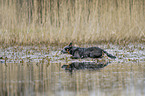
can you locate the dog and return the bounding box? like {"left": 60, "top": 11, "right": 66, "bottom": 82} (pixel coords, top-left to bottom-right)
{"left": 61, "top": 42, "right": 116, "bottom": 59}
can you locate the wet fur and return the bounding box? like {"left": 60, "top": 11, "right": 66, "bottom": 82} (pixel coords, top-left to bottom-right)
{"left": 61, "top": 43, "right": 116, "bottom": 59}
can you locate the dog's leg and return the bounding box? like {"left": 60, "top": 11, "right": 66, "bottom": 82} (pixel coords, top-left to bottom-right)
{"left": 71, "top": 51, "right": 81, "bottom": 59}
{"left": 70, "top": 56, "right": 79, "bottom": 59}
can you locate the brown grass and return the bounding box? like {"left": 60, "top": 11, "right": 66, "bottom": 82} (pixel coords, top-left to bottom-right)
{"left": 0, "top": 0, "right": 145, "bottom": 46}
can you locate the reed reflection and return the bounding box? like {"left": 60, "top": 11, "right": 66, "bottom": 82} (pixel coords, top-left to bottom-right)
{"left": 0, "top": 62, "right": 144, "bottom": 96}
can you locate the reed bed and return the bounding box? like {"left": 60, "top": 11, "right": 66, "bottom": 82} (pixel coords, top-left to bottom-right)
{"left": 0, "top": 0, "right": 145, "bottom": 46}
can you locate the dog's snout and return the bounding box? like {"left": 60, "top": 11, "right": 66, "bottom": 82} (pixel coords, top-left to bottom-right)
{"left": 61, "top": 50, "right": 63, "bottom": 53}
{"left": 61, "top": 49, "right": 68, "bottom": 53}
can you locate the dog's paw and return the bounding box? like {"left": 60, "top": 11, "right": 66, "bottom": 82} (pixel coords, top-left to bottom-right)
{"left": 70, "top": 56, "right": 74, "bottom": 59}
{"left": 70, "top": 56, "right": 79, "bottom": 59}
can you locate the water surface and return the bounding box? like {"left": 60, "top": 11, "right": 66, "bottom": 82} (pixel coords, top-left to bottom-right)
{"left": 0, "top": 62, "right": 144, "bottom": 96}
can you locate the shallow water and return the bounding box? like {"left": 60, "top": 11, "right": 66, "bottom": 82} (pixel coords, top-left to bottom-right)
{"left": 0, "top": 44, "right": 145, "bottom": 96}
{"left": 0, "top": 62, "right": 144, "bottom": 96}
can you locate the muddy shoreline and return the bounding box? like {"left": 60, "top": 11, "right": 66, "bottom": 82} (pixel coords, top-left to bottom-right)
{"left": 0, "top": 43, "right": 144, "bottom": 64}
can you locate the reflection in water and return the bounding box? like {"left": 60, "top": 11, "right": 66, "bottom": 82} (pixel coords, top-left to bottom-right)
{"left": 62, "top": 62, "right": 109, "bottom": 73}
{"left": 0, "top": 62, "right": 145, "bottom": 96}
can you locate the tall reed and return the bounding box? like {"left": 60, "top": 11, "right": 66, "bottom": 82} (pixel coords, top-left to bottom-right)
{"left": 0, "top": 0, "right": 145, "bottom": 45}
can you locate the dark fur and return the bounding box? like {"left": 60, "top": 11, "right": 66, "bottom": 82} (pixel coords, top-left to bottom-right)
{"left": 61, "top": 43, "right": 116, "bottom": 59}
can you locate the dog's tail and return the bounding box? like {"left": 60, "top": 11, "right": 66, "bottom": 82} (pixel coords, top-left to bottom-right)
{"left": 102, "top": 50, "right": 116, "bottom": 59}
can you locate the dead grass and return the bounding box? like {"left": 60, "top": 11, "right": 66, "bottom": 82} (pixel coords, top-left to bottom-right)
{"left": 0, "top": 0, "right": 145, "bottom": 46}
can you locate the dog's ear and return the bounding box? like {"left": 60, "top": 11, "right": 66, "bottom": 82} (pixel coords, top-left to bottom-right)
{"left": 69, "top": 42, "right": 73, "bottom": 47}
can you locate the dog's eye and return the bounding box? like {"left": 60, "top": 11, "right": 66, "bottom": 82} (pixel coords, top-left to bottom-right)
{"left": 65, "top": 48, "right": 69, "bottom": 51}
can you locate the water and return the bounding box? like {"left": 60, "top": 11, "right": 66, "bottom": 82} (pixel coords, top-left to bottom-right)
{"left": 0, "top": 62, "right": 144, "bottom": 96}
{"left": 0, "top": 44, "right": 145, "bottom": 96}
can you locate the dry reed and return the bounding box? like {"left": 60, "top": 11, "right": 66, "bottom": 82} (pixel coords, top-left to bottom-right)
{"left": 0, "top": 0, "right": 145, "bottom": 46}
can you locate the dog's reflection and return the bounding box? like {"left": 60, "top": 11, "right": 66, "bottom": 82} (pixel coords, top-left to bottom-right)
{"left": 62, "top": 62, "right": 109, "bottom": 72}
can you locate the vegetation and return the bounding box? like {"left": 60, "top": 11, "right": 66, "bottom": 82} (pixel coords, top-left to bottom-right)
{"left": 0, "top": 0, "right": 145, "bottom": 46}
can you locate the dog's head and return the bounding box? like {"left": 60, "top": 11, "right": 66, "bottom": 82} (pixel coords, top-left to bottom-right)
{"left": 61, "top": 42, "right": 73, "bottom": 54}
